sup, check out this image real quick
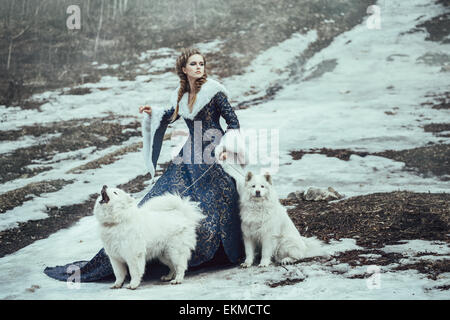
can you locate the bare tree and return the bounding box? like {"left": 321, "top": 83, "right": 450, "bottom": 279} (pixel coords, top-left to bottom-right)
{"left": 113, "top": 0, "right": 117, "bottom": 19}
{"left": 193, "top": 0, "right": 198, "bottom": 30}
{"left": 94, "top": 0, "right": 104, "bottom": 59}
{"left": 87, "top": 0, "right": 91, "bottom": 17}
{"left": 4, "top": 1, "right": 44, "bottom": 71}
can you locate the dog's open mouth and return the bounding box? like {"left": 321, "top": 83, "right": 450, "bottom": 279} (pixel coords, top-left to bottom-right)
{"left": 100, "top": 185, "right": 110, "bottom": 204}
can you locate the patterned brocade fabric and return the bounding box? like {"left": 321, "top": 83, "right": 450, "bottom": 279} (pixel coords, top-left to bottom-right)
{"left": 44, "top": 91, "right": 244, "bottom": 282}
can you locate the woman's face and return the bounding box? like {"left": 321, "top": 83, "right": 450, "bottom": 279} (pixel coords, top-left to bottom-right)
{"left": 182, "top": 54, "right": 205, "bottom": 80}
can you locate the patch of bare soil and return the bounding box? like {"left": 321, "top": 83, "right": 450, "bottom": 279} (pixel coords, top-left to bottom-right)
{"left": 279, "top": 191, "right": 450, "bottom": 283}
{"left": 393, "top": 259, "right": 450, "bottom": 280}
{"left": 424, "top": 123, "right": 450, "bottom": 138}
{"left": 223, "top": 190, "right": 442, "bottom": 286}
{"left": 0, "top": 179, "right": 73, "bottom": 214}
{"left": 422, "top": 91, "right": 450, "bottom": 110}
{"left": 290, "top": 143, "right": 450, "bottom": 181}
{"left": 267, "top": 277, "right": 305, "bottom": 288}
{"left": 0, "top": 193, "right": 98, "bottom": 259}
{"left": 402, "top": 1, "right": 449, "bottom": 44}
{"left": 62, "top": 88, "right": 93, "bottom": 96}
{"left": 0, "top": 115, "right": 141, "bottom": 184}
{"left": 290, "top": 148, "right": 369, "bottom": 161}
{"left": 332, "top": 249, "right": 404, "bottom": 268}
{"left": 67, "top": 142, "right": 142, "bottom": 174}
{"left": 282, "top": 191, "right": 450, "bottom": 248}
{"left": 67, "top": 133, "right": 173, "bottom": 174}
{"left": 417, "top": 11, "right": 450, "bottom": 44}
{"left": 375, "top": 145, "right": 450, "bottom": 179}
{"left": 428, "top": 284, "right": 450, "bottom": 291}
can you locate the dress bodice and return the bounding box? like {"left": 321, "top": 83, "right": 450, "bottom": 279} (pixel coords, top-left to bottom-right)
{"left": 161, "top": 91, "right": 240, "bottom": 166}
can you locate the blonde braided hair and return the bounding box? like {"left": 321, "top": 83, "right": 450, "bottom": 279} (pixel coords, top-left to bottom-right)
{"left": 171, "top": 48, "right": 208, "bottom": 122}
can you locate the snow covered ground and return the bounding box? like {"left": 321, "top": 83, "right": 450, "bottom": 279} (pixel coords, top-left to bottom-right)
{"left": 1, "top": 223, "right": 449, "bottom": 299}
{"left": 0, "top": 0, "right": 449, "bottom": 299}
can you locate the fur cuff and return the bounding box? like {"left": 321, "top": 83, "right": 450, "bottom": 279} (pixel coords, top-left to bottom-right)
{"left": 142, "top": 107, "right": 166, "bottom": 177}
{"left": 215, "top": 128, "right": 247, "bottom": 168}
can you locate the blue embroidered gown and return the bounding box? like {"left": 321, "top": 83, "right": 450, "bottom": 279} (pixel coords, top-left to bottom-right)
{"left": 44, "top": 79, "right": 245, "bottom": 282}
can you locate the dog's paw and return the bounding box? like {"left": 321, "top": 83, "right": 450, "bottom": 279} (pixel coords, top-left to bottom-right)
{"left": 110, "top": 283, "right": 123, "bottom": 289}
{"left": 161, "top": 275, "right": 173, "bottom": 282}
{"left": 280, "top": 257, "right": 295, "bottom": 265}
{"left": 258, "top": 261, "right": 270, "bottom": 267}
{"left": 170, "top": 279, "right": 182, "bottom": 285}
{"left": 126, "top": 282, "right": 140, "bottom": 290}
{"left": 240, "top": 262, "right": 253, "bottom": 268}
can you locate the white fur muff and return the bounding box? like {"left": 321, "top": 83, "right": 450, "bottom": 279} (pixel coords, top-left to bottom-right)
{"left": 93, "top": 185, "right": 204, "bottom": 289}
{"left": 238, "top": 172, "right": 324, "bottom": 268}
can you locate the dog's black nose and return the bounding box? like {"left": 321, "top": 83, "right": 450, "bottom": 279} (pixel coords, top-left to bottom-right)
{"left": 100, "top": 185, "right": 110, "bottom": 204}
{"left": 255, "top": 190, "right": 261, "bottom": 197}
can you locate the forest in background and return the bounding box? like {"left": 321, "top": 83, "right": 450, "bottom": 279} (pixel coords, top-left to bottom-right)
{"left": 0, "top": 0, "right": 371, "bottom": 107}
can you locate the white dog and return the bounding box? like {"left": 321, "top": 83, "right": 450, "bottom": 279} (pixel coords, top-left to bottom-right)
{"left": 93, "top": 185, "right": 204, "bottom": 289}
{"left": 238, "top": 172, "right": 323, "bottom": 267}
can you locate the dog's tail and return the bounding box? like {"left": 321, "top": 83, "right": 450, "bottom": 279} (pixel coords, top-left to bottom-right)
{"left": 149, "top": 192, "right": 204, "bottom": 223}
{"left": 173, "top": 194, "right": 205, "bottom": 223}
{"left": 302, "top": 236, "right": 325, "bottom": 258}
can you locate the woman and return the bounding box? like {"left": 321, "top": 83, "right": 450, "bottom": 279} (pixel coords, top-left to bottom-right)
{"left": 44, "top": 48, "right": 246, "bottom": 282}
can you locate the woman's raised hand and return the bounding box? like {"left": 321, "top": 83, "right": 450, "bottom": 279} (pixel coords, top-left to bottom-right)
{"left": 139, "top": 105, "right": 152, "bottom": 116}
{"left": 219, "top": 152, "right": 228, "bottom": 161}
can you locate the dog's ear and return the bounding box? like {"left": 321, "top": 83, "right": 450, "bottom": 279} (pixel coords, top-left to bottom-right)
{"left": 264, "top": 172, "right": 272, "bottom": 185}
{"left": 245, "top": 171, "right": 253, "bottom": 183}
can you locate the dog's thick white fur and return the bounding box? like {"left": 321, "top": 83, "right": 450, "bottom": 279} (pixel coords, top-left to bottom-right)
{"left": 93, "top": 186, "right": 204, "bottom": 289}
{"left": 238, "top": 172, "right": 323, "bottom": 267}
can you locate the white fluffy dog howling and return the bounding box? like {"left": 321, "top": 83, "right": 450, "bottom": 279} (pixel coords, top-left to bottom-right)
{"left": 94, "top": 185, "right": 204, "bottom": 289}
{"left": 239, "top": 172, "right": 323, "bottom": 267}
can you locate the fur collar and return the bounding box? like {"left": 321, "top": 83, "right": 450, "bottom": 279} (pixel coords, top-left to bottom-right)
{"left": 169, "top": 78, "right": 229, "bottom": 120}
